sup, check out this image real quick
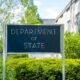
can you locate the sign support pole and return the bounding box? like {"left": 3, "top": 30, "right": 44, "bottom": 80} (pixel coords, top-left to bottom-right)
{"left": 61, "top": 26, "right": 65, "bottom": 80}
{"left": 2, "top": 24, "right": 6, "bottom": 80}
{"left": 62, "top": 49, "right": 65, "bottom": 80}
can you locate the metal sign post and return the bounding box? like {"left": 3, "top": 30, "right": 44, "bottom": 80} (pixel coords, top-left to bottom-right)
{"left": 61, "top": 26, "right": 65, "bottom": 80}
{"left": 3, "top": 24, "right": 7, "bottom": 80}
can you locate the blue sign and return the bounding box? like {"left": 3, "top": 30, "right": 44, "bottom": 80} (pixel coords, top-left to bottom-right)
{"left": 7, "top": 25, "right": 62, "bottom": 53}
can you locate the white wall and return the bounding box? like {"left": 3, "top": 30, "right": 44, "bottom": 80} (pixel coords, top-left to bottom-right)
{"left": 56, "top": 0, "right": 80, "bottom": 33}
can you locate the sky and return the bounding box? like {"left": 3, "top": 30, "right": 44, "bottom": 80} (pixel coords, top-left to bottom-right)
{"left": 0, "top": 0, "right": 71, "bottom": 23}
{"left": 34, "top": 0, "right": 70, "bottom": 19}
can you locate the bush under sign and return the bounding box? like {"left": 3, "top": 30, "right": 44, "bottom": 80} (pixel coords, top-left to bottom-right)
{"left": 7, "top": 25, "right": 63, "bottom": 53}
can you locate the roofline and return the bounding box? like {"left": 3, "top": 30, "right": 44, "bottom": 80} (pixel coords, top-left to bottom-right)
{"left": 56, "top": 0, "right": 79, "bottom": 22}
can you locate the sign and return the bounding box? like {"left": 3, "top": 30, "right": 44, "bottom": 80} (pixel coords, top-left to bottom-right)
{"left": 3, "top": 24, "right": 65, "bottom": 80}
{"left": 7, "top": 25, "right": 63, "bottom": 53}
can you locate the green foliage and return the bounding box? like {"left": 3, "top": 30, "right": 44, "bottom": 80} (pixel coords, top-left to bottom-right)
{"left": 20, "top": 0, "right": 43, "bottom": 24}
{"left": 0, "top": 56, "right": 2, "bottom": 80}
{"left": 6, "top": 58, "right": 80, "bottom": 80}
{"left": 20, "top": 5, "right": 43, "bottom": 24}
{"left": 7, "top": 54, "right": 29, "bottom": 59}
{"left": 21, "top": 0, "right": 28, "bottom": 6}
{"left": 0, "top": 0, "right": 12, "bottom": 23}
{"left": 65, "top": 59, "right": 80, "bottom": 80}
{"left": 0, "top": 39, "right": 2, "bottom": 51}
{"left": 65, "top": 32, "right": 80, "bottom": 58}
{"left": 0, "top": 9, "right": 4, "bottom": 14}
{"left": 3, "top": 13, "right": 13, "bottom": 23}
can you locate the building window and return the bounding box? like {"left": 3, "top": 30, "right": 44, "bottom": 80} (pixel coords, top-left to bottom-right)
{"left": 66, "top": 7, "right": 70, "bottom": 12}
{"left": 67, "top": 20, "right": 71, "bottom": 32}
{"left": 74, "top": 0, "right": 78, "bottom": 3}
{"left": 76, "top": 13, "right": 80, "bottom": 32}
{"left": 60, "top": 14, "right": 63, "bottom": 18}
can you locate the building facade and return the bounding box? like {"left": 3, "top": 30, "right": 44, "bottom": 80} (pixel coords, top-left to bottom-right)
{"left": 42, "top": 19, "right": 55, "bottom": 25}
{"left": 56, "top": 0, "right": 80, "bottom": 33}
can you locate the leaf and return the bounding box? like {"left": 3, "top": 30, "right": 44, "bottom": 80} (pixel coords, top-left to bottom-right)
{"left": 21, "top": 0, "right": 28, "bottom": 6}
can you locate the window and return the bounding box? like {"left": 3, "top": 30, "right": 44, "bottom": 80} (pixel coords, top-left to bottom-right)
{"left": 66, "top": 7, "right": 70, "bottom": 12}
{"left": 60, "top": 14, "right": 63, "bottom": 18}
{"left": 74, "top": 0, "right": 78, "bottom": 3}
{"left": 67, "top": 20, "right": 71, "bottom": 32}
{"left": 76, "top": 13, "right": 80, "bottom": 32}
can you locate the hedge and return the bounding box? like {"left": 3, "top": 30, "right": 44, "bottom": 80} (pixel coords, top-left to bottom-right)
{"left": 65, "top": 32, "right": 80, "bottom": 58}
{"left": 6, "top": 57, "right": 80, "bottom": 80}
{"left": 0, "top": 56, "right": 2, "bottom": 80}
{"left": 0, "top": 39, "right": 2, "bottom": 51}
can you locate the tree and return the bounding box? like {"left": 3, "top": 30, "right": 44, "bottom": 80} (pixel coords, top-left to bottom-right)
{"left": 0, "top": 0, "right": 13, "bottom": 24}
{"left": 0, "top": 0, "right": 43, "bottom": 51}
{"left": 20, "top": 0, "right": 43, "bottom": 24}
{"left": 0, "top": 0, "right": 13, "bottom": 51}
{"left": 0, "top": 0, "right": 14, "bottom": 51}
{"left": 21, "top": 0, "right": 28, "bottom": 6}
{"left": 0, "top": 0, "right": 42, "bottom": 24}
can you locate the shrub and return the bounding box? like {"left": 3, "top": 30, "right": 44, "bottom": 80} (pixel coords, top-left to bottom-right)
{"left": 0, "top": 56, "right": 2, "bottom": 80}
{"left": 6, "top": 58, "right": 80, "bottom": 80}
{"left": 65, "top": 32, "right": 80, "bottom": 58}
{"left": 0, "top": 39, "right": 2, "bottom": 52}
{"left": 9, "top": 54, "right": 29, "bottom": 58}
